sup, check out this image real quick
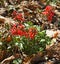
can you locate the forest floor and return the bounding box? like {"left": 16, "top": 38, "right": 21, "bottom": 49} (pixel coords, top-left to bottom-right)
{"left": 0, "top": 0, "right": 60, "bottom": 64}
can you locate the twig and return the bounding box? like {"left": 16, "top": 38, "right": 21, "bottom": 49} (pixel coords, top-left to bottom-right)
{"left": 1, "top": 53, "right": 21, "bottom": 64}
{"left": 55, "top": 10, "right": 60, "bottom": 17}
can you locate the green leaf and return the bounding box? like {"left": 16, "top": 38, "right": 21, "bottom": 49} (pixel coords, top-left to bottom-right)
{"left": 39, "top": 47, "right": 44, "bottom": 52}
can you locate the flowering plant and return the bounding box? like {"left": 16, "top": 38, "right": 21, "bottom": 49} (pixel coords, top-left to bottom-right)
{"left": 9, "top": 23, "right": 51, "bottom": 55}
{"left": 0, "top": 23, "right": 51, "bottom": 58}
{"left": 42, "top": 5, "right": 54, "bottom": 22}
{"left": 12, "top": 10, "right": 24, "bottom": 22}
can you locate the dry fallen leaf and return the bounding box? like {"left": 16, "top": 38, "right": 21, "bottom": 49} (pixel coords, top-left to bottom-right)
{"left": 0, "top": 18, "right": 5, "bottom": 24}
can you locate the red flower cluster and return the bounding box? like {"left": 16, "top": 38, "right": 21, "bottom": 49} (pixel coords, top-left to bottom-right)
{"left": 28, "top": 28, "right": 37, "bottom": 39}
{"left": 12, "top": 10, "right": 24, "bottom": 22}
{"left": 12, "top": 10, "right": 17, "bottom": 17}
{"left": 10, "top": 24, "right": 25, "bottom": 36}
{"left": 47, "top": 11, "right": 54, "bottom": 21}
{"left": 45, "top": 6, "right": 52, "bottom": 12}
{"left": 10, "top": 24, "right": 37, "bottom": 39}
{"left": 42, "top": 5, "right": 54, "bottom": 22}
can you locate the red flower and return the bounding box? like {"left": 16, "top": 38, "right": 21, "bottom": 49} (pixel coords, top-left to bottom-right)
{"left": 14, "top": 13, "right": 24, "bottom": 22}
{"left": 10, "top": 25, "right": 37, "bottom": 39}
{"left": 24, "top": 31, "right": 29, "bottom": 38}
{"left": 17, "top": 29, "right": 23, "bottom": 36}
{"left": 45, "top": 5, "right": 52, "bottom": 12}
{"left": 42, "top": 6, "right": 54, "bottom": 21}
{"left": 12, "top": 10, "right": 25, "bottom": 22}
{"left": 10, "top": 26, "right": 17, "bottom": 35}
{"left": 28, "top": 28, "right": 37, "bottom": 39}
{"left": 10, "top": 24, "right": 25, "bottom": 36}
{"left": 29, "top": 32, "right": 35, "bottom": 39}
{"left": 17, "top": 24, "right": 25, "bottom": 29}
{"left": 12, "top": 10, "right": 17, "bottom": 17}
{"left": 47, "top": 11, "right": 54, "bottom": 21}
{"left": 42, "top": 11, "right": 48, "bottom": 15}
